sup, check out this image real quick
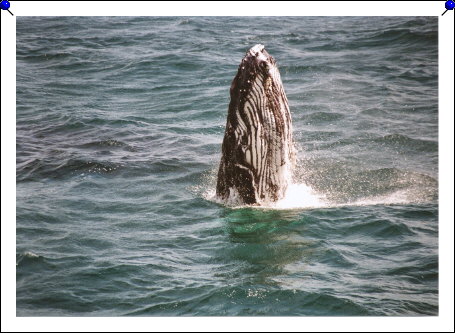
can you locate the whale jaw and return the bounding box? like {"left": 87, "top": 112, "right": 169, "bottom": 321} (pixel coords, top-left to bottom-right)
{"left": 216, "top": 45, "right": 295, "bottom": 205}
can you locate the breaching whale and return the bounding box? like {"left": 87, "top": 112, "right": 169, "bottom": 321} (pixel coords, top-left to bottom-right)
{"left": 216, "top": 44, "right": 295, "bottom": 205}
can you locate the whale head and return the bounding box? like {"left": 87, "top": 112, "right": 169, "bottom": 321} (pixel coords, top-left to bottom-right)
{"left": 230, "top": 44, "right": 283, "bottom": 108}
{"left": 217, "top": 44, "right": 295, "bottom": 205}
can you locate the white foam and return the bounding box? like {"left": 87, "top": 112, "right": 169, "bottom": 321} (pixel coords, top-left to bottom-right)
{"left": 204, "top": 183, "right": 327, "bottom": 210}
{"left": 200, "top": 161, "right": 420, "bottom": 210}
{"left": 345, "top": 190, "right": 412, "bottom": 207}
{"left": 23, "top": 251, "right": 39, "bottom": 258}
{"left": 274, "top": 183, "right": 327, "bottom": 209}
{"left": 273, "top": 185, "right": 419, "bottom": 210}
{"left": 203, "top": 182, "right": 418, "bottom": 210}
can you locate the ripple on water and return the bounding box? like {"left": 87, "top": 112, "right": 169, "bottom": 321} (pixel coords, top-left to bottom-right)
{"left": 16, "top": 16, "right": 438, "bottom": 316}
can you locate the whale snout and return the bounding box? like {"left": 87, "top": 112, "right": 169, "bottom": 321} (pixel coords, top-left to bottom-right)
{"left": 241, "top": 44, "right": 276, "bottom": 77}
{"left": 248, "top": 44, "right": 265, "bottom": 56}
{"left": 248, "top": 45, "right": 270, "bottom": 63}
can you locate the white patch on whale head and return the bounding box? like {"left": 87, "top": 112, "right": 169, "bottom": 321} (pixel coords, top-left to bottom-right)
{"left": 248, "top": 44, "right": 265, "bottom": 56}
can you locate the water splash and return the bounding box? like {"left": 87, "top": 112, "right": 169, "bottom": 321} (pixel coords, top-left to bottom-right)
{"left": 202, "top": 182, "right": 326, "bottom": 210}
{"left": 200, "top": 159, "right": 434, "bottom": 210}
{"left": 274, "top": 183, "right": 327, "bottom": 209}
{"left": 204, "top": 180, "right": 429, "bottom": 210}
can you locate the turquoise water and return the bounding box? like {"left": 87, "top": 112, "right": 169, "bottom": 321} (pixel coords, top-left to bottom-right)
{"left": 16, "top": 17, "right": 438, "bottom": 316}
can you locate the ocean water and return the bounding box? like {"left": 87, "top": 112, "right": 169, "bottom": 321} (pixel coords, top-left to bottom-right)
{"left": 16, "top": 17, "right": 438, "bottom": 316}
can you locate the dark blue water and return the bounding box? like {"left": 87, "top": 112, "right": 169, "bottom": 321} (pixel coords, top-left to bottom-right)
{"left": 16, "top": 16, "right": 438, "bottom": 316}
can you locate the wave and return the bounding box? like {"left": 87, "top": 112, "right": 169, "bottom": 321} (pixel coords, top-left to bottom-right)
{"left": 16, "top": 251, "right": 47, "bottom": 268}
{"left": 124, "top": 286, "right": 370, "bottom": 316}
{"left": 77, "top": 139, "right": 136, "bottom": 150}
{"left": 343, "top": 27, "right": 437, "bottom": 51}
{"left": 318, "top": 133, "right": 437, "bottom": 154}
{"left": 301, "top": 111, "right": 345, "bottom": 124}
{"left": 16, "top": 158, "right": 119, "bottom": 182}
{"left": 372, "top": 134, "right": 437, "bottom": 152}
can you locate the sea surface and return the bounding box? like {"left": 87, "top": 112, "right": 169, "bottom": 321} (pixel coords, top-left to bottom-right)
{"left": 16, "top": 17, "right": 438, "bottom": 316}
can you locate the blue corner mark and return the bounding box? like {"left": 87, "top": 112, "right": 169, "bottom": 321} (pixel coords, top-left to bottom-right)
{"left": 446, "top": 0, "right": 455, "bottom": 9}
{"left": 442, "top": 0, "right": 455, "bottom": 15}
{"left": 0, "top": 0, "right": 14, "bottom": 16}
